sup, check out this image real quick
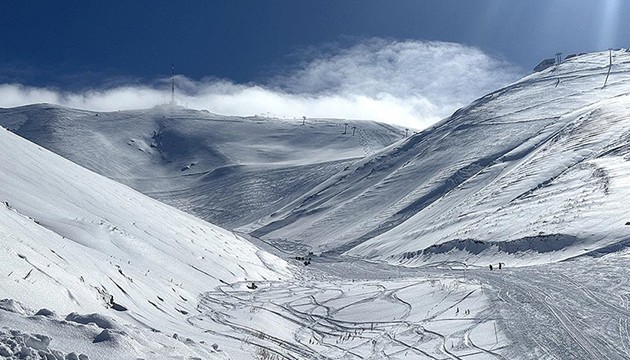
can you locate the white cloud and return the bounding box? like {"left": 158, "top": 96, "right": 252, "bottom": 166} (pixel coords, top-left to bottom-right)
{"left": 0, "top": 39, "right": 521, "bottom": 129}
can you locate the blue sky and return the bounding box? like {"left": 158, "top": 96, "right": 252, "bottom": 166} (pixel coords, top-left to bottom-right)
{"left": 0, "top": 0, "right": 627, "bottom": 127}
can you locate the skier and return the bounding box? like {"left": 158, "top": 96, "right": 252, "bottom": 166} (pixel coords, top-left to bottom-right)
{"left": 489, "top": 264, "right": 493, "bottom": 270}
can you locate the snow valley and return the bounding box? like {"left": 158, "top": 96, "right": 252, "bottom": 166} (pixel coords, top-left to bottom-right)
{"left": 2, "top": 49, "right": 630, "bottom": 359}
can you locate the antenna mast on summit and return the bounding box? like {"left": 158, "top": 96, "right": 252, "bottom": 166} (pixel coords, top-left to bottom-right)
{"left": 170, "top": 63, "right": 175, "bottom": 105}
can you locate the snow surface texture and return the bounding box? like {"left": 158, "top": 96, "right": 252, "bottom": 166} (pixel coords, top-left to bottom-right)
{"left": 0, "top": 106, "right": 403, "bottom": 229}
{"left": 0, "top": 125, "right": 290, "bottom": 358}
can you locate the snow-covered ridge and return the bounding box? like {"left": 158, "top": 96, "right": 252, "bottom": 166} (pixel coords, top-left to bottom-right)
{"left": 252, "top": 50, "right": 630, "bottom": 266}
{"left": 0, "top": 105, "right": 403, "bottom": 229}
{"left": 0, "top": 124, "right": 290, "bottom": 357}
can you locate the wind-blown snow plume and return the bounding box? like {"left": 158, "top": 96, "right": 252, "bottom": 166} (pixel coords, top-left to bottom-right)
{"left": 0, "top": 39, "right": 520, "bottom": 129}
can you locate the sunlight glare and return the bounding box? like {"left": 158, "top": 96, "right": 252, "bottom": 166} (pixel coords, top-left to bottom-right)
{"left": 600, "top": 0, "right": 621, "bottom": 49}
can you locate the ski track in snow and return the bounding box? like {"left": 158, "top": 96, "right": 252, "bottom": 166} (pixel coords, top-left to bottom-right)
{"left": 472, "top": 254, "right": 630, "bottom": 360}
{"left": 188, "top": 259, "right": 502, "bottom": 359}
{"left": 173, "top": 249, "right": 630, "bottom": 359}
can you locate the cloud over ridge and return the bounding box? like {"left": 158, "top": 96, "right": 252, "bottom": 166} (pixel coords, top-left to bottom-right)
{"left": 0, "top": 39, "right": 521, "bottom": 129}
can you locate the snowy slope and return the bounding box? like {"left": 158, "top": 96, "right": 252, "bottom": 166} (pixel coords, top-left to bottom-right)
{"left": 0, "top": 121, "right": 504, "bottom": 359}
{"left": 0, "top": 125, "right": 290, "bottom": 358}
{"left": 0, "top": 105, "right": 403, "bottom": 228}
{"left": 251, "top": 50, "right": 630, "bottom": 266}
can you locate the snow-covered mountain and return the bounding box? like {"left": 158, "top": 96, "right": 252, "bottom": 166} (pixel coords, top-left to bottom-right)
{"left": 0, "top": 105, "right": 403, "bottom": 229}
{"left": 5, "top": 50, "right": 630, "bottom": 359}
{"left": 0, "top": 120, "right": 501, "bottom": 359}
{"left": 5, "top": 50, "right": 630, "bottom": 271}
{"left": 4, "top": 51, "right": 630, "bottom": 269}
{"left": 0, "top": 124, "right": 290, "bottom": 358}
{"left": 250, "top": 50, "right": 630, "bottom": 266}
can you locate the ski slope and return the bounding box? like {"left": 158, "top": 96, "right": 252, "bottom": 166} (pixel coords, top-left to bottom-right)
{"left": 0, "top": 122, "right": 505, "bottom": 359}
{"left": 250, "top": 50, "right": 630, "bottom": 267}
{"left": 192, "top": 260, "right": 500, "bottom": 360}
{"left": 0, "top": 125, "right": 290, "bottom": 358}
{"left": 474, "top": 253, "right": 630, "bottom": 359}
{"left": 190, "top": 249, "right": 630, "bottom": 360}
{"left": 0, "top": 105, "right": 403, "bottom": 229}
